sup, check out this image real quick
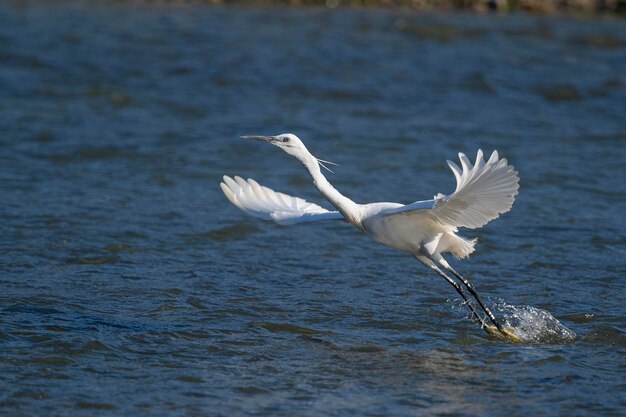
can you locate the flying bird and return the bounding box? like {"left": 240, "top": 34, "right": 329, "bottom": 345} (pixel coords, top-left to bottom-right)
{"left": 221, "top": 133, "right": 521, "bottom": 342}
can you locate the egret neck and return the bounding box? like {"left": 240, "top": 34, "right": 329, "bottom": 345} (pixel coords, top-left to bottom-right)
{"left": 300, "top": 153, "right": 363, "bottom": 230}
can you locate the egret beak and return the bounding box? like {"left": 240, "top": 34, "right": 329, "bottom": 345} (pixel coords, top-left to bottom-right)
{"left": 241, "top": 135, "right": 276, "bottom": 143}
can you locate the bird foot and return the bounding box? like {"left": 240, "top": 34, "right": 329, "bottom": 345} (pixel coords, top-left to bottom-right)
{"left": 484, "top": 325, "right": 522, "bottom": 343}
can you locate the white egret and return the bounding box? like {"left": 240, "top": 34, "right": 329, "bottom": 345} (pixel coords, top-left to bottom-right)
{"left": 221, "top": 133, "right": 521, "bottom": 342}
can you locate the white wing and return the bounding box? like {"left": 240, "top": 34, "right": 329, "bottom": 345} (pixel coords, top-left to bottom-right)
{"left": 220, "top": 175, "right": 344, "bottom": 225}
{"left": 383, "top": 150, "right": 519, "bottom": 229}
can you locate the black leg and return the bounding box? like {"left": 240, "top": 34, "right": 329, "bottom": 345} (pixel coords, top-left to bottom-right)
{"left": 446, "top": 267, "right": 505, "bottom": 333}
{"left": 429, "top": 264, "right": 487, "bottom": 328}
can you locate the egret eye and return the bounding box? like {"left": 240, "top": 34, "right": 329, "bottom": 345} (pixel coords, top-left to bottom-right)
{"left": 283, "top": 137, "right": 290, "bottom": 143}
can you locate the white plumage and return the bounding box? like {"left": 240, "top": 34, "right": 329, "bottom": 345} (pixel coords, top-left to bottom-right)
{"left": 355, "top": 148, "right": 519, "bottom": 259}
{"left": 437, "top": 149, "right": 519, "bottom": 229}
{"left": 220, "top": 176, "right": 342, "bottom": 225}
{"left": 220, "top": 133, "right": 521, "bottom": 341}
{"left": 221, "top": 148, "right": 518, "bottom": 249}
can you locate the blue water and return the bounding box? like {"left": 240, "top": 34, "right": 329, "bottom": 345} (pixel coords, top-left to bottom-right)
{"left": 1, "top": 3, "right": 625, "bottom": 416}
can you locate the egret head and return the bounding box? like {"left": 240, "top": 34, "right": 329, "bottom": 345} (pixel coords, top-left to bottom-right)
{"left": 242, "top": 133, "right": 310, "bottom": 160}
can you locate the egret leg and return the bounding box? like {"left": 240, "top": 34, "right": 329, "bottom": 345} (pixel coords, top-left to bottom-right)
{"left": 441, "top": 264, "right": 521, "bottom": 342}
{"left": 443, "top": 265, "right": 506, "bottom": 333}
{"left": 415, "top": 256, "right": 487, "bottom": 328}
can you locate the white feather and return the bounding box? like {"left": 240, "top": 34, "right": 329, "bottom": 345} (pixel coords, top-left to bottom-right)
{"left": 220, "top": 175, "right": 344, "bottom": 225}
{"left": 384, "top": 149, "right": 519, "bottom": 229}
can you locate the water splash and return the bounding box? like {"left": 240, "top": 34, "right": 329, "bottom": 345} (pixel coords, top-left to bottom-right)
{"left": 448, "top": 299, "right": 577, "bottom": 343}
{"left": 495, "top": 302, "right": 577, "bottom": 343}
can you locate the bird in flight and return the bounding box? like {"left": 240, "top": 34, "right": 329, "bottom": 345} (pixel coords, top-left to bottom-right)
{"left": 221, "top": 133, "right": 521, "bottom": 342}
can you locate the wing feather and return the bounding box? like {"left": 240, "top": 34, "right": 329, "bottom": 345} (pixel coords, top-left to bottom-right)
{"left": 382, "top": 150, "right": 519, "bottom": 229}
{"left": 220, "top": 175, "right": 344, "bottom": 225}
{"left": 433, "top": 150, "right": 519, "bottom": 229}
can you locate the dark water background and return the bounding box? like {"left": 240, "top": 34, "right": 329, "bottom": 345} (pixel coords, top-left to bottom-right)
{"left": 1, "top": 2, "right": 625, "bottom": 416}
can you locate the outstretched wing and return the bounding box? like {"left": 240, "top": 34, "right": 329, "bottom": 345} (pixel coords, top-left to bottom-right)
{"left": 383, "top": 150, "right": 519, "bottom": 229}
{"left": 220, "top": 175, "right": 344, "bottom": 225}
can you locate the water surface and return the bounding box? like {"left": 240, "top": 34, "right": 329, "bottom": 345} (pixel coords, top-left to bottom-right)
{"left": 1, "top": 3, "right": 625, "bottom": 416}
